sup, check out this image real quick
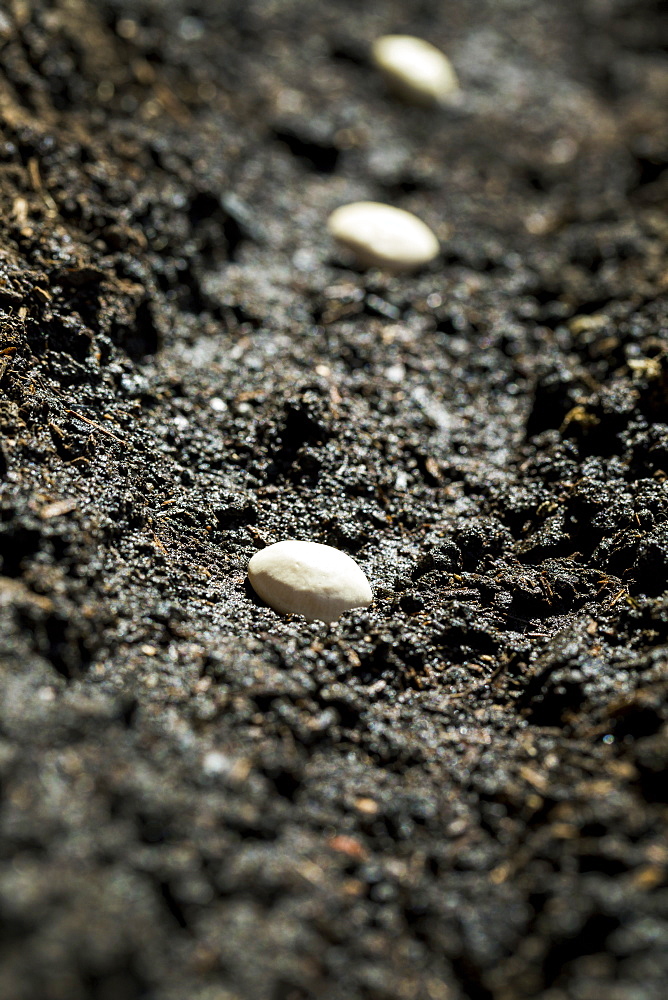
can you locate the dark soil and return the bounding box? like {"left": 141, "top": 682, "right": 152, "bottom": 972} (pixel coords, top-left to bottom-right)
{"left": 1, "top": 1, "right": 668, "bottom": 998}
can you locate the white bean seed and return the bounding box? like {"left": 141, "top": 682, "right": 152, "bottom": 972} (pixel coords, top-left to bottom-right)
{"left": 327, "top": 201, "right": 439, "bottom": 272}
{"left": 248, "top": 540, "right": 373, "bottom": 623}
{"left": 372, "top": 35, "right": 459, "bottom": 106}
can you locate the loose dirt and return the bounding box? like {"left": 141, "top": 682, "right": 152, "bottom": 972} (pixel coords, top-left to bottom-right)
{"left": 1, "top": 2, "right": 668, "bottom": 999}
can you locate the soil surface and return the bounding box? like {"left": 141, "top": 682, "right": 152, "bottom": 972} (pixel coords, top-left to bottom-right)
{"left": 1, "top": 2, "right": 668, "bottom": 999}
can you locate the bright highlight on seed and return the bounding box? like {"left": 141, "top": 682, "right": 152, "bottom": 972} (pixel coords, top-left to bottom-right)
{"left": 247, "top": 540, "right": 373, "bottom": 623}
{"left": 372, "top": 34, "right": 459, "bottom": 105}
{"left": 327, "top": 202, "right": 439, "bottom": 272}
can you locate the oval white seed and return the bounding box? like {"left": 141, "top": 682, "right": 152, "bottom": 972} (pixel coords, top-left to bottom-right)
{"left": 248, "top": 540, "right": 372, "bottom": 623}
{"left": 327, "top": 202, "right": 439, "bottom": 272}
{"left": 371, "top": 35, "right": 459, "bottom": 106}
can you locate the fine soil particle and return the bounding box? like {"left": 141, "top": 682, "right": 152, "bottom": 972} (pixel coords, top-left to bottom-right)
{"left": 1, "top": 2, "right": 668, "bottom": 999}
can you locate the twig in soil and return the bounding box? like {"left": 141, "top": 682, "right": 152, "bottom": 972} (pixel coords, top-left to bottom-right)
{"left": 151, "top": 531, "right": 169, "bottom": 555}
{"left": 66, "top": 410, "right": 127, "bottom": 445}
{"left": 608, "top": 588, "right": 628, "bottom": 607}
{"left": 27, "top": 157, "right": 58, "bottom": 215}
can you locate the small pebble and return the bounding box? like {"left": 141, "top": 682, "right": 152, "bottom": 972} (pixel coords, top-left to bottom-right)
{"left": 248, "top": 540, "right": 372, "bottom": 623}
{"left": 372, "top": 34, "right": 459, "bottom": 105}
{"left": 327, "top": 202, "right": 439, "bottom": 272}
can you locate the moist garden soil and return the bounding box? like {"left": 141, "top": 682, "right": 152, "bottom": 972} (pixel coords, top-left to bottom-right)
{"left": 1, "top": 1, "right": 668, "bottom": 998}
